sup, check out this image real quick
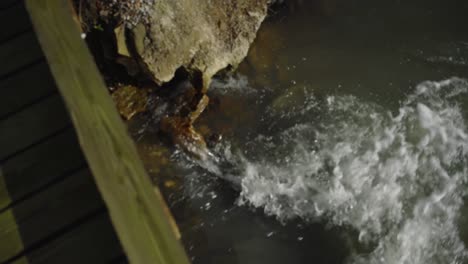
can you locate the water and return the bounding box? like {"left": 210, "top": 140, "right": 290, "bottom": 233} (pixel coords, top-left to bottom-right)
{"left": 234, "top": 78, "right": 468, "bottom": 264}
{"left": 128, "top": 1, "right": 468, "bottom": 263}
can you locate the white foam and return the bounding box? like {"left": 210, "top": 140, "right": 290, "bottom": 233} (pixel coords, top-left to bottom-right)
{"left": 233, "top": 78, "right": 468, "bottom": 263}
{"left": 210, "top": 74, "right": 255, "bottom": 95}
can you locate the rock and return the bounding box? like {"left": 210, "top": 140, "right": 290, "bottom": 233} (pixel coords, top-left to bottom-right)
{"left": 129, "top": 0, "right": 271, "bottom": 90}
{"left": 113, "top": 25, "right": 142, "bottom": 76}
{"left": 111, "top": 84, "right": 149, "bottom": 120}
{"left": 160, "top": 83, "right": 212, "bottom": 159}
{"left": 188, "top": 94, "right": 209, "bottom": 123}
{"left": 114, "top": 24, "right": 130, "bottom": 57}
{"left": 83, "top": 0, "right": 273, "bottom": 159}
{"left": 96, "top": 0, "right": 156, "bottom": 28}
{"left": 161, "top": 116, "right": 210, "bottom": 159}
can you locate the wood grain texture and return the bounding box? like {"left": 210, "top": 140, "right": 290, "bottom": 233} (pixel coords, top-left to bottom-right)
{"left": 26, "top": 1, "right": 190, "bottom": 263}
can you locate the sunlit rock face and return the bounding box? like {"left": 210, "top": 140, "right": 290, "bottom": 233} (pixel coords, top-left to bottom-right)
{"left": 129, "top": 0, "right": 270, "bottom": 88}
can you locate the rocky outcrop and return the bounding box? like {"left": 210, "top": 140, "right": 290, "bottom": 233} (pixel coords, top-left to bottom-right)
{"left": 127, "top": 0, "right": 270, "bottom": 90}
{"left": 83, "top": 0, "right": 271, "bottom": 89}
{"left": 111, "top": 84, "right": 149, "bottom": 120}
{"left": 80, "top": 0, "right": 271, "bottom": 157}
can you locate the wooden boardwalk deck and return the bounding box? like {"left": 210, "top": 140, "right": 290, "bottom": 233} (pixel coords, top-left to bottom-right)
{"left": 0, "top": 1, "right": 126, "bottom": 263}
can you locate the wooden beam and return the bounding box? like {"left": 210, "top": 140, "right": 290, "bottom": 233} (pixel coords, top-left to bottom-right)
{"left": 26, "top": 1, "right": 190, "bottom": 264}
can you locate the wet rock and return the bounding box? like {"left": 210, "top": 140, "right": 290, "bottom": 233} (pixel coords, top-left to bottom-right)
{"left": 161, "top": 116, "right": 209, "bottom": 160}
{"left": 113, "top": 25, "right": 142, "bottom": 76}
{"left": 160, "top": 83, "right": 212, "bottom": 159}
{"left": 114, "top": 24, "right": 130, "bottom": 57}
{"left": 81, "top": 0, "right": 273, "bottom": 159}
{"left": 128, "top": 0, "right": 270, "bottom": 90}
{"left": 111, "top": 84, "right": 149, "bottom": 120}
{"left": 95, "top": 0, "right": 156, "bottom": 28}
{"left": 189, "top": 94, "right": 210, "bottom": 123}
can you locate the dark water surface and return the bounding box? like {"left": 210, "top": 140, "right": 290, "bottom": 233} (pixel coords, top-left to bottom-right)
{"left": 129, "top": 1, "right": 468, "bottom": 263}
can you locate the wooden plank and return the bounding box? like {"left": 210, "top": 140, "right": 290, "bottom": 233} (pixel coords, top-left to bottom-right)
{"left": 109, "top": 255, "right": 129, "bottom": 264}
{"left": 0, "top": 94, "right": 70, "bottom": 161}
{"left": 0, "top": 31, "right": 43, "bottom": 78}
{"left": 0, "top": 0, "right": 21, "bottom": 10}
{"left": 0, "top": 60, "right": 53, "bottom": 119}
{"left": 0, "top": 2, "right": 31, "bottom": 43}
{"left": 0, "top": 209, "right": 25, "bottom": 263}
{"left": 26, "top": 1, "right": 191, "bottom": 264}
{"left": 1, "top": 128, "right": 86, "bottom": 210}
{"left": 0, "top": 169, "right": 105, "bottom": 262}
{"left": 11, "top": 256, "right": 29, "bottom": 264}
{"left": 0, "top": 168, "right": 11, "bottom": 213}
{"left": 26, "top": 212, "right": 123, "bottom": 264}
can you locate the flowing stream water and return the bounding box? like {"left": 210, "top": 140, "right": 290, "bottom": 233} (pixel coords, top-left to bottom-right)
{"left": 129, "top": 1, "right": 468, "bottom": 263}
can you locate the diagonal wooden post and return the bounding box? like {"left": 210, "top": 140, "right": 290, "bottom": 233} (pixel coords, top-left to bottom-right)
{"left": 26, "top": 1, "right": 190, "bottom": 263}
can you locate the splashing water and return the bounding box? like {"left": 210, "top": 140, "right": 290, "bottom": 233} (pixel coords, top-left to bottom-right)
{"left": 200, "top": 78, "right": 468, "bottom": 264}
